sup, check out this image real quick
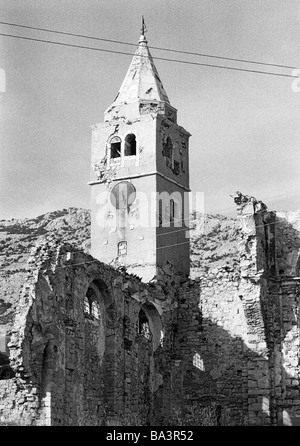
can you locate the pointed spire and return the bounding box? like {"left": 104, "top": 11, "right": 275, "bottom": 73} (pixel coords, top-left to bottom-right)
{"left": 111, "top": 20, "right": 170, "bottom": 106}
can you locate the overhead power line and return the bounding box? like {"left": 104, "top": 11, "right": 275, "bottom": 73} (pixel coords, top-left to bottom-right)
{"left": 0, "top": 20, "right": 298, "bottom": 71}
{"left": 0, "top": 32, "right": 299, "bottom": 80}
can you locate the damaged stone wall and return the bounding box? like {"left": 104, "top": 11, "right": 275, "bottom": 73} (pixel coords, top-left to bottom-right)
{"left": 178, "top": 192, "right": 300, "bottom": 426}
{"left": 262, "top": 278, "right": 300, "bottom": 426}
{"left": 163, "top": 194, "right": 273, "bottom": 426}
{"left": 233, "top": 194, "right": 300, "bottom": 425}
{"left": 176, "top": 265, "right": 251, "bottom": 425}
{"left": 0, "top": 241, "right": 205, "bottom": 426}
{"left": 234, "top": 196, "right": 275, "bottom": 426}
{"left": 1, "top": 194, "right": 299, "bottom": 426}
{"left": 275, "top": 211, "right": 300, "bottom": 276}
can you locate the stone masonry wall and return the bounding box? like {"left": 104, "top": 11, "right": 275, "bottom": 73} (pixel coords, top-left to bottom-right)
{"left": 168, "top": 196, "right": 274, "bottom": 426}
{"left": 172, "top": 194, "right": 300, "bottom": 426}
{"left": 1, "top": 197, "right": 299, "bottom": 426}
{"left": 177, "top": 268, "right": 250, "bottom": 425}
{"left": 264, "top": 278, "right": 300, "bottom": 426}
{"left": 0, "top": 241, "right": 205, "bottom": 426}
{"left": 275, "top": 211, "right": 300, "bottom": 276}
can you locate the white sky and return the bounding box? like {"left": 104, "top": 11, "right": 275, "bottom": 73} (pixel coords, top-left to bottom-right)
{"left": 0, "top": 0, "right": 299, "bottom": 219}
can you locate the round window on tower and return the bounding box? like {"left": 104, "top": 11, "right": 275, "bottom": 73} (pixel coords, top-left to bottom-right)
{"left": 110, "top": 181, "right": 136, "bottom": 209}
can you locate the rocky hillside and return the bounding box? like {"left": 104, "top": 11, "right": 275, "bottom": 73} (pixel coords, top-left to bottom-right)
{"left": 0, "top": 208, "right": 240, "bottom": 327}
{"left": 189, "top": 212, "right": 241, "bottom": 279}
{"left": 0, "top": 208, "right": 91, "bottom": 326}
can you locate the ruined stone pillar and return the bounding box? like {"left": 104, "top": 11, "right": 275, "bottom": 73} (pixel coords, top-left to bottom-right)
{"left": 233, "top": 192, "right": 276, "bottom": 425}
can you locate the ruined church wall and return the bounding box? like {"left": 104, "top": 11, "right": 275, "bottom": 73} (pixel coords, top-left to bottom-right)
{"left": 239, "top": 207, "right": 300, "bottom": 425}
{"left": 174, "top": 265, "right": 273, "bottom": 426}
{"left": 185, "top": 199, "right": 300, "bottom": 426}
{"left": 0, "top": 244, "right": 53, "bottom": 425}
{"left": 176, "top": 267, "right": 251, "bottom": 425}
{"left": 263, "top": 278, "right": 300, "bottom": 426}
{"left": 275, "top": 212, "right": 300, "bottom": 276}
{"left": 0, "top": 243, "right": 186, "bottom": 426}
{"left": 172, "top": 200, "right": 275, "bottom": 426}
{"left": 199, "top": 270, "right": 249, "bottom": 425}
{"left": 175, "top": 199, "right": 298, "bottom": 426}
{"left": 0, "top": 378, "right": 40, "bottom": 425}
{"left": 1, "top": 199, "right": 299, "bottom": 427}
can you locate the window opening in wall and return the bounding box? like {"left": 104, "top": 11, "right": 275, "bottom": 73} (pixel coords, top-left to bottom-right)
{"left": 193, "top": 352, "right": 204, "bottom": 371}
{"left": 111, "top": 142, "right": 121, "bottom": 158}
{"left": 174, "top": 200, "right": 182, "bottom": 227}
{"left": 125, "top": 134, "right": 136, "bottom": 156}
{"left": 173, "top": 160, "right": 180, "bottom": 175}
{"left": 84, "top": 287, "right": 100, "bottom": 319}
{"left": 138, "top": 309, "right": 151, "bottom": 340}
{"left": 109, "top": 136, "right": 122, "bottom": 159}
{"left": 138, "top": 303, "right": 163, "bottom": 351}
{"left": 41, "top": 341, "right": 56, "bottom": 396}
{"left": 118, "top": 240, "right": 127, "bottom": 256}
{"left": 170, "top": 199, "right": 175, "bottom": 225}
{"left": 158, "top": 200, "right": 163, "bottom": 227}
{"left": 163, "top": 136, "right": 173, "bottom": 159}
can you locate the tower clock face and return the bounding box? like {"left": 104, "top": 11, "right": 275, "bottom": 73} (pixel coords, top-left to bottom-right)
{"left": 110, "top": 181, "right": 136, "bottom": 209}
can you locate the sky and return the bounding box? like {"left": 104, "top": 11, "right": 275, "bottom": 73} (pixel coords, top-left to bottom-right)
{"left": 0, "top": 0, "right": 299, "bottom": 220}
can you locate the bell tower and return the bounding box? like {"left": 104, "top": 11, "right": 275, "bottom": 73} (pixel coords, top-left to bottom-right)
{"left": 89, "top": 23, "right": 191, "bottom": 281}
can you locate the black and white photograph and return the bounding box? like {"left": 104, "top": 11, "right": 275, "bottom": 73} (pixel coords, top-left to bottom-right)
{"left": 0, "top": 0, "right": 299, "bottom": 429}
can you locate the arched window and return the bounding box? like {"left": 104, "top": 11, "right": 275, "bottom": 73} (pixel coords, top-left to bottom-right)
{"left": 109, "top": 136, "right": 122, "bottom": 159}
{"left": 138, "top": 309, "right": 151, "bottom": 340}
{"left": 170, "top": 198, "right": 181, "bottom": 227}
{"left": 138, "top": 303, "right": 163, "bottom": 351}
{"left": 84, "top": 286, "right": 100, "bottom": 319}
{"left": 125, "top": 134, "right": 136, "bottom": 156}
{"left": 170, "top": 199, "right": 175, "bottom": 225}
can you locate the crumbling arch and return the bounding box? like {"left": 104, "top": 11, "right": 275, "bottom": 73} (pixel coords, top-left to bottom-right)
{"left": 40, "top": 337, "right": 57, "bottom": 397}
{"left": 139, "top": 308, "right": 151, "bottom": 340}
{"left": 138, "top": 302, "right": 163, "bottom": 352}
{"left": 84, "top": 285, "right": 101, "bottom": 319}
{"left": 83, "top": 279, "right": 109, "bottom": 362}
{"left": 84, "top": 278, "right": 118, "bottom": 421}
{"left": 84, "top": 279, "right": 113, "bottom": 316}
{"left": 81, "top": 280, "right": 108, "bottom": 417}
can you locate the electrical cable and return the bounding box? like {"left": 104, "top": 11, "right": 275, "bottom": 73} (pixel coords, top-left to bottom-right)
{"left": 0, "top": 32, "right": 298, "bottom": 80}
{"left": 0, "top": 20, "right": 298, "bottom": 71}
